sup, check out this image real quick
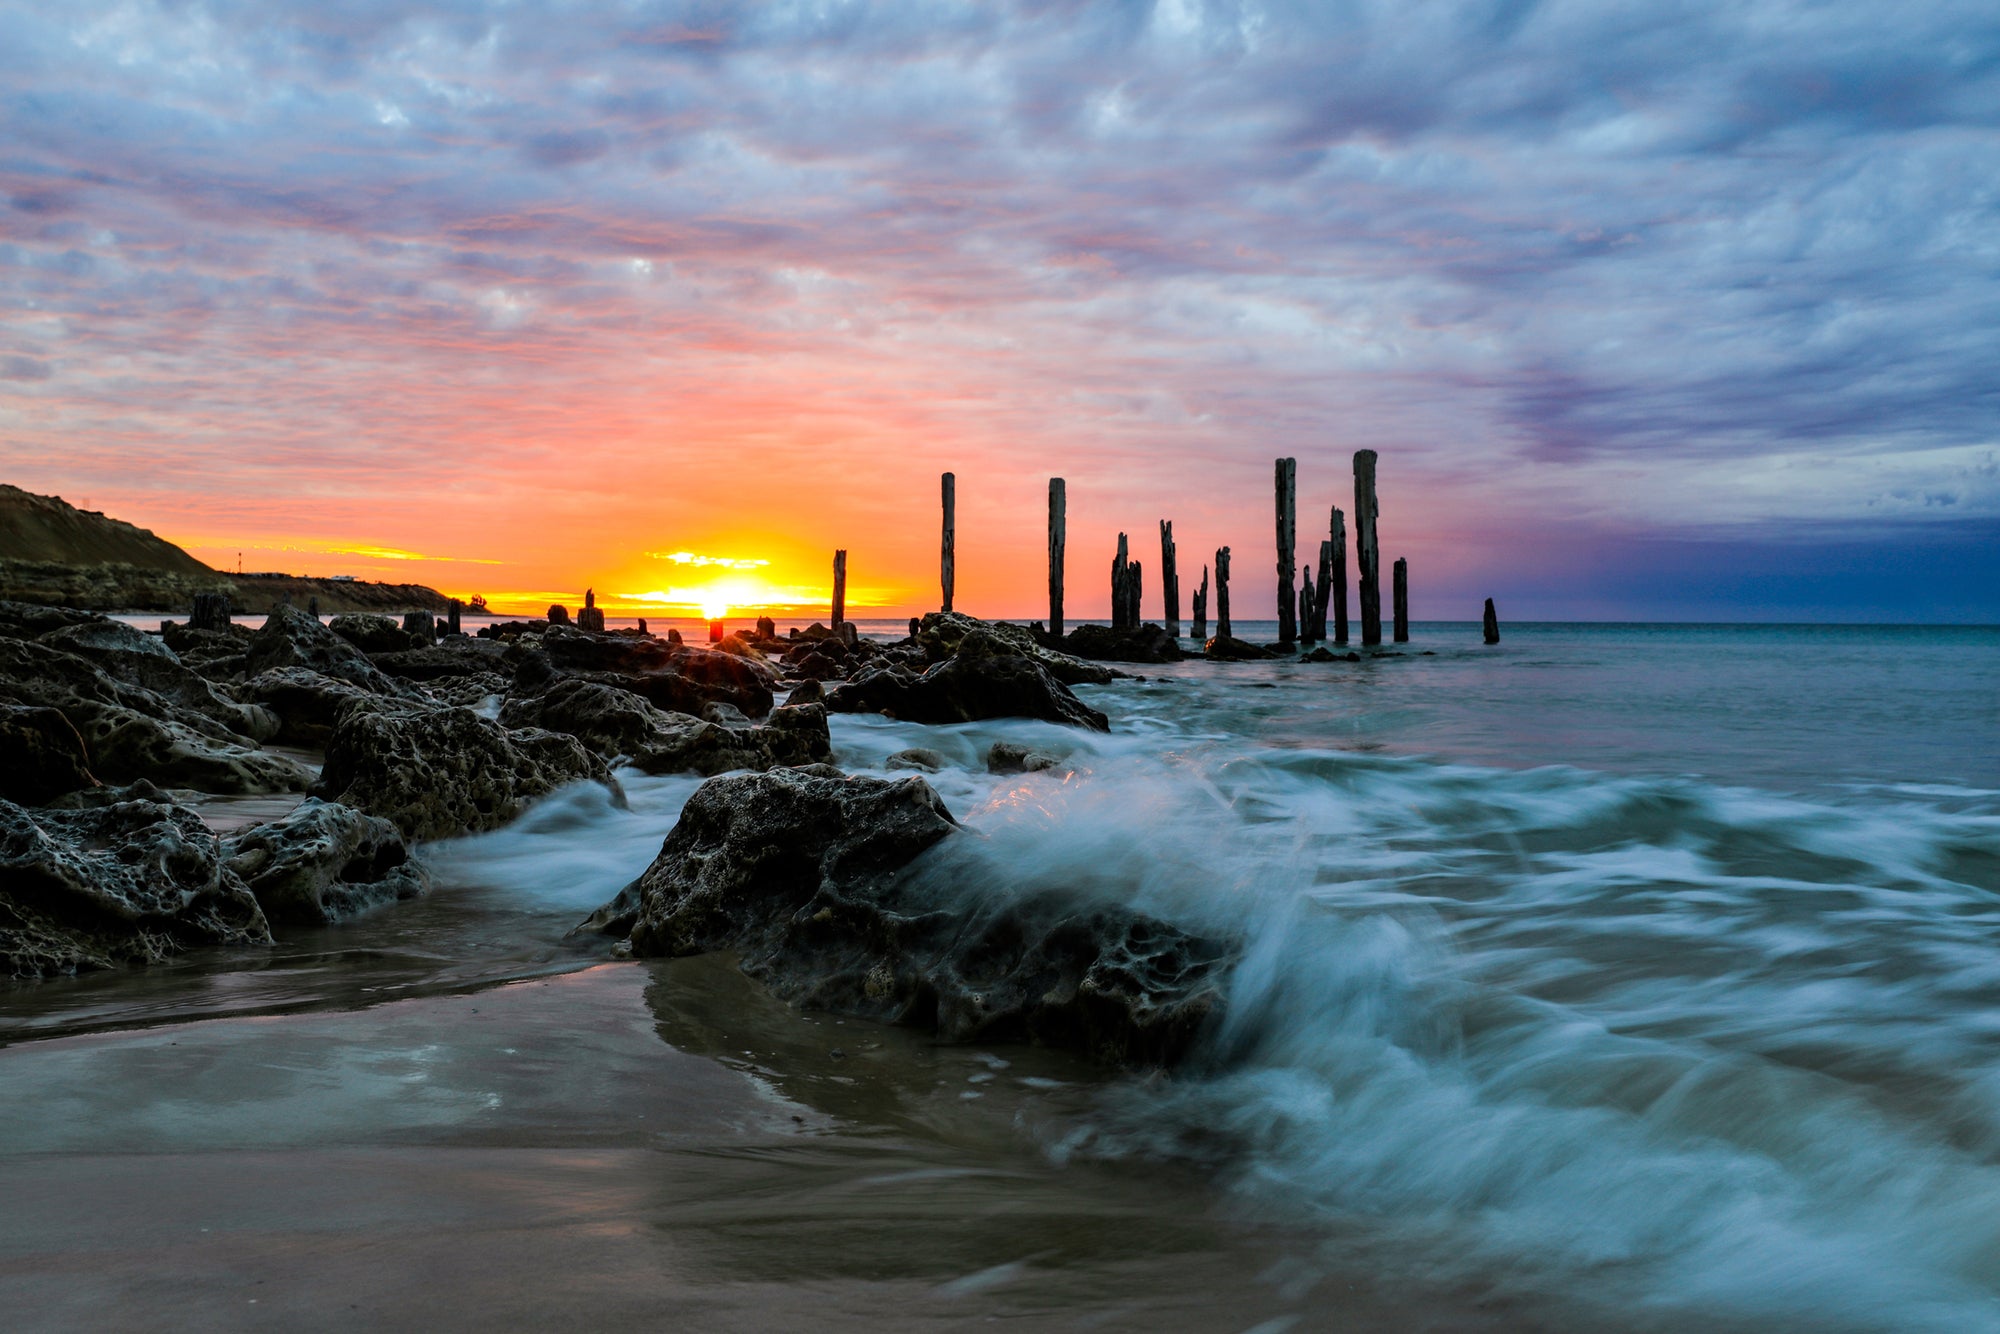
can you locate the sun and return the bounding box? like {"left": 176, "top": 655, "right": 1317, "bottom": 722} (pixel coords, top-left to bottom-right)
{"left": 700, "top": 596, "right": 729, "bottom": 621}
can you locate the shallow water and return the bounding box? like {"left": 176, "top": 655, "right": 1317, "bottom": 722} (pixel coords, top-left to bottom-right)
{"left": 8, "top": 621, "right": 2000, "bottom": 1329}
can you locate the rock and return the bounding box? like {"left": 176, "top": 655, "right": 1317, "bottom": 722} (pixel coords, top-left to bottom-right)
{"left": 916, "top": 612, "right": 1122, "bottom": 686}
{"left": 1060, "top": 623, "right": 1184, "bottom": 664}
{"left": 593, "top": 768, "right": 1233, "bottom": 1067}
{"left": 885, "top": 747, "right": 945, "bottom": 773}
{"left": 986, "top": 741, "right": 1061, "bottom": 774}
{"left": 785, "top": 679, "right": 826, "bottom": 707}
{"left": 0, "top": 601, "right": 104, "bottom": 639}
{"left": 500, "top": 679, "right": 831, "bottom": 776}
{"left": 328, "top": 614, "right": 417, "bottom": 654}
{"left": 547, "top": 604, "right": 571, "bottom": 626}
{"left": 826, "top": 628, "right": 1109, "bottom": 731}
{"left": 238, "top": 668, "right": 382, "bottom": 746}
{"left": 1299, "top": 646, "right": 1338, "bottom": 663}
{"left": 243, "top": 605, "right": 398, "bottom": 693}
{"left": 312, "top": 701, "right": 622, "bottom": 841}
{"left": 788, "top": 650, "right": 845, "bottom": 681}
{"left": 0, "top": 705, "right": 97, "bottom": 804}
{"left": 536, "top": 629, "right": 776, "bottom": 718}
{"left": 158, "top": 620, "right": 252, "bottom": 675}
{"left": 1203, "top": 635, "right": 1276, "bottom": 661}
{"left": 1, "top": 788, "right": 272, "bottom": 980}
{"left": 369, "top": 639, "right": 510, "bottom": 682}
{"left": 222, "top": 798, "right": 428, "bottom": 926}
{"left": 42, "top": 619, "right": 279, "bottom": 742}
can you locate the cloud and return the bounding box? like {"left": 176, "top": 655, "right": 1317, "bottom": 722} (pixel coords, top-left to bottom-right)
{"left": 0, "top": 0, "right": 1994, "bottom": 618}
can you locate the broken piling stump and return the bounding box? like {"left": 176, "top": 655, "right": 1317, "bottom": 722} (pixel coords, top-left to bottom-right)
{"left": 1393, "top": 557, "right": 1409, "bottom": 643}
{"left": 941, "top": 471, "right": 956, "bottom": 613}
{"left": 1048, "top": 478, "right": 1067, "bottom": 639}
{"left": 832, "top": 550, "right": 848, "bottom": 631}
{"left": 1215, "top": 546, "right": 1232, "bottom": 639}
{"left": 1160, "top": 520, "right": 1180, "bottom": 637}
{"left": 1275, "top": 457, "right": 1298, "bottom": 643}
{"left": 1354, "top": 451, "right": 1381, "bottom": 645}
{"left": 1193, "top": 565, "right": 1210, "bottom": 641}
{"left": 1484, "top": 598, "right": 1500, "bottom": 645}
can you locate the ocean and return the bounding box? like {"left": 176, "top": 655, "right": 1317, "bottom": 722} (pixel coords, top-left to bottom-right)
{"left": 4, "top": 621, "right": 1998, "bottom": 1330}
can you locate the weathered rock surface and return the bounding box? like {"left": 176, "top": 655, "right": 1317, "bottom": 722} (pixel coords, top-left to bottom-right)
{"left": 826, "top": 628, "right": 1109, "bottom": 731}
{"left": 237, "top": 668, "right": 380, "bottom": 746}
{"left": 500, "top": 678, "right": 830, "bottom": 775}
{"left": 885, "top": 747, "right": 945, "bottom": 773}
{"left": 223, "top": 798, "right": 428, "bottom": 925}
{"left": 369, "top": 639, "right": 510, "bottom": 682}
{"left": 328, "top": 613, "right": 417, "bottom": 654}
{"left": 313, "top": 701, "right": 621, "bottom": 840}
{"left": 242, "top": 604, "right": 398, "bottom": 693}
{"left": 1, "top": 787, "right": 272, "bottom": 979}
{"left": 987, "top": 741, "right": 1062, "bottom": 774}
{"left": 0, "top": 705, "right": 97, "bottom": 804}
{"left": 42, "top": 619, "right": 279, "bottom": 741}
{"left": 590, "top": 768, "right": 1233, "bottom": 1067}
{"left": 531, "top": 628, "right": 777, "bottom": 718}
{"left": 917, "top": 612, "right": 1121, "bottom": 686}
{"left": 1204, "top": 635, "right": 1277, "bottom": 661}
{"left": 1061, "top": 623, "right": 1183, "bottom": 664}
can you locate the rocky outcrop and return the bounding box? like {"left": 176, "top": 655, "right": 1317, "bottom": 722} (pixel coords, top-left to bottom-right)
{"left": 41, "top": 619, "right": 278, "bottom": 741}
{"left": 369, "top": 639, "right": 509, "bottom": 682}
{"left": 1061, "top": 623, "right": 1183, "bottom": 664}
{"left": 589, "top": 768, "right": 1233, "bottom": 1067}
{"left": 987, "top": 741, "right": 1062, "bottom": 774}
{"left": 885, "top": 747, "right": 945, "bottom": 773}
{"left": 499, "top": 677, "right": 831, "bottom": 776}
{"left": 242, "top": 604, "right": 397, "bottom": 693}
{"left": 237, "top": 668, "right": 381, "bottom": 746}
{"left": 313, "top": 701, "right": 621, "bottom": 841}
{"left": 222, "top": 799, "right": 428, "bottom": 926}
{"left": 1, "top": 787, "right": 272, "bottom": 979}
{"left": 917, "top": 612, "right": 1122, "bottom": 686}
{"left": 1204, "top": 635, "right": 1276, "bottom": 661}
{"left": 532, "top": 628, "right": 777, "bottom": 718}
{"left": 0, "top": 705, "right": 96, "bottom": 804}
{"left": 328, "top": 614, "right": 416, "bottom": 654}
{"left": 825, "top": 628, "right": 1109, "bottom": 731}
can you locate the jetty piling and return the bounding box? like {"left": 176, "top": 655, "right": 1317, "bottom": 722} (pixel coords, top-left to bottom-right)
{"left": 1161, "top": 520, "right": 1180, "bottom": 636}
{"left": 1300, "top": 565, "right": 1315, "bottom": 643}
{"left": 1275, "top": 458, "right": 1298, "bottom": 643}
{"left": 1331, "top": 507, "right": 1349, "bottom": 645}
{"left": 1484, "top": 598, "right": 1500, "bottom": 645}
{"left": 1048, "top": 479, "right": 1067, "bottom": 639}
{"left": 1216, "top": 546, "right": 1232, "bottom": 639}
{"left": 1312, "top": 540, "right": 1333, "bottom": 641}
{"left": 1393, "top": 558, "right": 1409, "bottom": 643}
{"left": 832, "top": 549, "right": 847, "bottom": 632}
{"left": 1193, "top": 565, "right": 1210, "bottom": 641}
{"left": 189, "top": 592, "right": 231, "bottom": 632}
{"left": 1354, "top": 451, "right": 1381, "bottom": 645}
{"left": 1112, "top": 533, "right": 1131, "bottom": 631}
{"left": 941, "top": 472, "right": 956, "bottom": 613}
{"left": 447, "top": 598, "right": 462, "bottom": 636}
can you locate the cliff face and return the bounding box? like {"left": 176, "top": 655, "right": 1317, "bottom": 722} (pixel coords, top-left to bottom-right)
{"left": 0, "top": 486, "right": 214, "bottom": 573}
{"left": 0, "top": 487, "right": 446, "bottom": 614}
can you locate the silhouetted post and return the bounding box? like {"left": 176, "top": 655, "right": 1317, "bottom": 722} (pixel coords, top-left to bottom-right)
{"left": 1393, "top": 557, "right": 1409, "bottom": 643}
{"left": 1160, "top": 520, "right": 1180, "bottom": 636}
{"left": 1112, "top": 533, "right": 1131, "bottom": 631}
{"left": 190, "top": 591, "right": 230, "bottom": 632}
{"left": 1300, "top": 566, "right": 1316, "bottom": 642}
{"left": 832, "top": 550, "right": 847, "bottom": 631}
{"left": 1483, "top": 598, "right": 1500, "bottom": 645}
{"left": 1128, "top": 560, "right": 1143, "bottom": 630}
{"left": 1215, "top": 546, "right": 1232, "bottom": 639}
{"left": 1048, "top": 479, "right": 1067, "bottom": 639}
{"left": 447, "top": 598, "right": 462, "bottom": 635}
{"left": 709, "top": 617, "right": 724, "bottom": 643}
{"left": 307, "top": 596, "right": 319, "bottom": 619}
{"left": 1331, "top": 507, "right": 1349, "bottom": 645}
{"left": 577, "top": 586, "right": 605, "bottom": 632}
{"left": 909, "top": 616, "right": 921, "bottom": 639}
{"left": 403, "top": 610, "right": 435, "bottom": 642}
{"left": 1193, "top": 566, "right": 1210, "bottom": 641}
{"left": 940, "top": 472, "right": 956, "bottom": 613}
{"left": 1312, "top": 540, "right": 1333, "bottom": 641}
{"left": 1275, "top": 457, "right": 1297, "bottom": 643}
{"left": 1354, "top": 451, "right": 1381, "bottom": 645}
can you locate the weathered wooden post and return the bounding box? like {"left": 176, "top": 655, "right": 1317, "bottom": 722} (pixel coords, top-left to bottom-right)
{"left": 577, "top": 586, "right": 606, "bottom": 632}
{"left": 1354, "top": 451, "right": 1381, "bottom": 645}
{"left": 1300, "top": 565, "right": 1316, "bottom": 642}
{"left": 1393, "top": 557, "right": 1409, "bottom": 643}
{"left": 1312, "top": 540, "right": 1333, "bottom": 641}
{"left": 1215, "top": 546, "right": 1232, "bottom": 639}
{"left": 1160, "top": 520, "right": 1180, "bottom": 637}
{"left": 1483, "top": 598, "right": 1500, "bottom": 645}
{"left": 832, "top": 549, "right": 847, "bottom": 631}
{"left": 1275, "top": 457, "right": 1298, "bottom": 643}
{"left": 1193, "top": 565, "right": 1210, "bottom": 641}
{"left": 1111, "top": 533, "right": 1131, "bottom": 631}
{"left": 307, "top": 595, "right": 319, "bottom": 619}
{"left": 447, "top": 598, "right": 462, "bottom": 636}
{"left": 190, "top": 592, "right": 231, "bottom": 632}
{"left": 940, "top": 471, "right": 956, "bottom": 613}
{"left": 1128, "top": 560, "right": 1143, "bottom": 630}
{"left": 1331, "top": 507, "right": 1349, "bottom": 645}
{"left": 1048, "top": 479, "right": 1067, "bottom": 639}
{"left": 402, "top": 610, "right": 436, "bottom": 642}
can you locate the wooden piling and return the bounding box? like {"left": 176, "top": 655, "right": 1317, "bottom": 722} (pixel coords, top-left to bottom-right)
{"left": 1112, "top": 533, "right": 1131, "bottom": 631}
{"left": 1275, "top": 458, "right": 1298, "bottom": 643}
{"left": 1300, "top": 565, "right": 1315, "bottom": 643}
{"left": 1312, "top": 540, "right": 1333, "bottom": 641}
{"left": 1160, "top": 520, "right": 1180, "bottom": 636}
{"left": 1193, "top": 565, "right": 1210, "bottom": 641}
{"left": 1048, "top": 479, "right": 1067, "bottom": 639}
{"left": 940, "top": 472, "right": 956, "bottom": 613}
{"left": 1393, "top": 557, "right": 1409, "bottom": 643}
{"left": 190, "top": 591, "right": 231, "bottom": 632}
{"left": 832, "top": 549, "right": 847, "bottom": 630}
{"left": 1331, "top": 507, "right": 1349, "bottom": 645}
{"left": 1354, "top": 452, "right": 1381, "bottom": 645}
{"left": 1128, "top": 560, "right": 1143, "bottom": 630}
{"left": 1483, "top": 598, "right": 1500, "bottom": 645}
{"left": 447, "top": 598, "right": 462, "bottom": 636}
{"left": 1215, "top": 546, "right": 1232, "bottom": 639}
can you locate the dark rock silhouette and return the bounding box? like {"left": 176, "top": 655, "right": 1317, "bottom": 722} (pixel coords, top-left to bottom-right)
{"left": 826, "top": 627, "right": 1109, "bottom": 731}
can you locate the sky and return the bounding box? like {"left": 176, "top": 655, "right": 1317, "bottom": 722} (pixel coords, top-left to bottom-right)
{"left": 1, "top": 0, "right": 1996, "bottom": 621}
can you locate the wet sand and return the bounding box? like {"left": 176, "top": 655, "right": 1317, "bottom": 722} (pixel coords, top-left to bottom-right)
{"left": 0, "top": 961, "right": 1531, "bottom": 1332}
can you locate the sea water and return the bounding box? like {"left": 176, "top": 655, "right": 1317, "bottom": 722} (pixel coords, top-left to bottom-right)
{"left": 8, "top": 621, "right": 2000, "bottom": 1329}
